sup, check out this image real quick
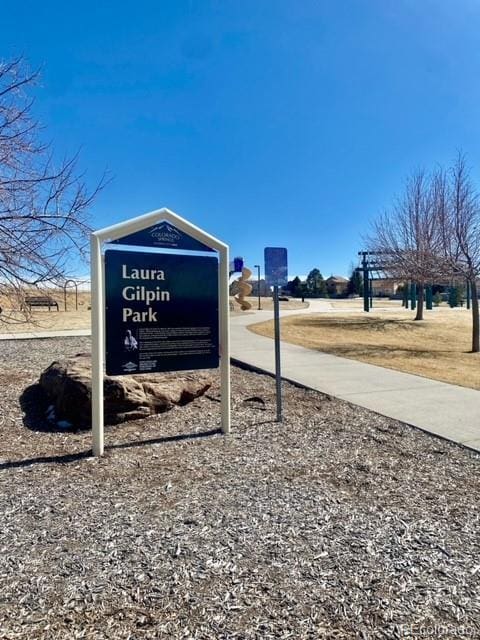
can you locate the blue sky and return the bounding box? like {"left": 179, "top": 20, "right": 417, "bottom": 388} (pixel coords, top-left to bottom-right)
{"left": 3, "top": 0, "right": 480, "bottom": 279}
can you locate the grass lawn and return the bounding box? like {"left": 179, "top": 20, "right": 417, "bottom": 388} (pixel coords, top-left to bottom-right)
{"left": 0, "top": 291, "right": 91, "bottom": 333}
{"left": 0, "top": 295, "right": 307, "bottom": 333}
{"left": 231, "top": 295, "right": 309, "bottom": 312}
{"left": 249, "top": 306, "right": 480, "bottom": 390}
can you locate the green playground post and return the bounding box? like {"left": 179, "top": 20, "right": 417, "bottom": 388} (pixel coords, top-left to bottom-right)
{"left": 362, "top": 253, "right": 369, "bottom": 312}
{"left": 403, "top": 283, "right": 409, "bottom": 308}
{"left": 401, "top": 283, "right": 407, "bottom": 307}
{"left": 411, "top": 283, "right": 416, "bottom": 310}
{"left": 426, "top": 285, "right": 433, "bottom": 310}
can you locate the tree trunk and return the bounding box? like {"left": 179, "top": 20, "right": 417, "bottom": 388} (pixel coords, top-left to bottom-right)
{"left": 471, "top": 279, "right": 479, "bottom": 353}
{"left": 414, "top": 284, "right": 424, "bottom": 321}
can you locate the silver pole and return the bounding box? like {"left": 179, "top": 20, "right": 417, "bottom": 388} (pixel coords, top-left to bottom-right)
{"left": 273, "top": 285, "right": 282, "bottom": 422}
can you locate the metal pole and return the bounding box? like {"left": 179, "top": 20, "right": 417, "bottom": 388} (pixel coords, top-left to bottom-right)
{"left": 426, "top": 285, "right": 433, "bottom": 310}
{"left": 91, "top": 234, "right": 104, "bottom": 457}
{"left": 219, "top": 246, "right": 231, "bottom": 434}
{"left": 362, "top": 253, "right": 369, "bottom": 312}
{"left": 64, "top": 279, "right": 79, "bottom": 312}
{"left": 403, "top": 282, "right": 408, "bottom": 308}
{"left": 254, "top": 264, "right": 261, "bottom": 310}
{"left": 273, "top": 285, "right": 282, "bottom": 422}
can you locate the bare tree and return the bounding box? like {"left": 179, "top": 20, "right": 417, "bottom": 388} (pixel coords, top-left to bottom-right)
{"left": 0, "top": 57, "right": 104, "bottom": 321}
{"left": 369, "top": 170, "right": 446, "bottom": 321}
{"left": 441, "top": 154, "right": 480, "bottom": 352}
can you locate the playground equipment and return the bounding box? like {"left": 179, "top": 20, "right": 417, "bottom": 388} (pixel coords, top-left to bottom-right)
{"left": 356, "top": 251, "right": 385, "bottom": 312}
{"left": 234, "top": 267, "right": 253, "bottom": 310}
{"left": 357, "top": 251, "right": 472, "bottom": 312}
{"left": 63, "top": 279, "right": 79, "bottom": 311}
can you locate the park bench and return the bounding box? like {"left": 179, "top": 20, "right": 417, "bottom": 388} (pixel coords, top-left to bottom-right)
{"left": 24, "top": 296, "right": 59, "bottom": 311}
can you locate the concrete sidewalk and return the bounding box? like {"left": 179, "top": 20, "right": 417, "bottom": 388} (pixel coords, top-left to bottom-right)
{"left": 231, "top": 305, "right": 480, "bottom": 454}
{"left": 0, "top": 328, "right": 90, "bottom": 340}
{"left": 1, "top": 302, "right": 479, "bottom": 453}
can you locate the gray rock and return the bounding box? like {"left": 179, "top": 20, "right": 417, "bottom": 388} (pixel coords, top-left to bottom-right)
{"left": 39, "top": 353, "right": 212, "bottom": 429}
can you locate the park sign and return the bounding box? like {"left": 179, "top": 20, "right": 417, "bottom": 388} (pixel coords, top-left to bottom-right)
{"left": 91, "top": 208, "right": 231, "bottom": 457}
{"left": 105, "top": 250, "right": 219, "bottom": 375}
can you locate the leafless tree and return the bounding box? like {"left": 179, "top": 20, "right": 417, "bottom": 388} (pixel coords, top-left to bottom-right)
{"left": 368, "top": 170, "right": 447, "bottom": 321}
{"left": 441, "top": 154, "right": 480, "bottom": 352}
{"left": 0, "top": 57, "right": 105, "bottom": 322}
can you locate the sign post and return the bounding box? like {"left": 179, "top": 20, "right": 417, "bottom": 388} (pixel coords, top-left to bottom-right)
{"left": 272, "top": 284, "right": 282, "bottom": 422}
{"left": 90, "top": 208, "right": 230, "bottom": 457}
{"left": 264, "top": 247, "right": 288, "bottom": 423}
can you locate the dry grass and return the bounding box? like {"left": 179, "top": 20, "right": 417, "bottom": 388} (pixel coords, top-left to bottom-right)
{"left": 250, "top": 307, "right": 480, "bottom": 390}
{"left": 0, "top": 295, "right": 308, "bottom": 333}
{"left": 0, "top": 290, "right": 91, "bottom": 333}
{"left": 329, "top": 298, "right": 402, "bottom": 310}
{"left": 231, "top": 296, "right": 309, "bottom": 312}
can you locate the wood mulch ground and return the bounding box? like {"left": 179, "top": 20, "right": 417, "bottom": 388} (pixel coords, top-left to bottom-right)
{"left": 0, "top": 338, "right": 479, "bottom": 639}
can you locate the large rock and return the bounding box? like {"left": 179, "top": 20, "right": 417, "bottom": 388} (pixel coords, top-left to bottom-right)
{"left": 39, "top": 353, "right": 212, "bottom": 429}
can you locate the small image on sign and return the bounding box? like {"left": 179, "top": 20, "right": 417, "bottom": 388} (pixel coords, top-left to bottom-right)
{"left": 110, "top": 220, "right": 215, "bottom": 253}
{"left": 122, "top": 361, "right": 138, "bottom": 373}
{"left": 124, "top": 329, "right": 138, "bottom": 351}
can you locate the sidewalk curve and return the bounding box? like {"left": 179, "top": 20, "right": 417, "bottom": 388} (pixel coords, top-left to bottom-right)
{"left": 1, "top": 303, "right": 479, "bottom": 453}
{"left": 231, "top": 303, "right": 480, "bottom": 454}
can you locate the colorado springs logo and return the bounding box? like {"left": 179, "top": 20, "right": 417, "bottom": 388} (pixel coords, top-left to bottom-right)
{"left": 150, "top": 222, "right": 181, "bottom": 247}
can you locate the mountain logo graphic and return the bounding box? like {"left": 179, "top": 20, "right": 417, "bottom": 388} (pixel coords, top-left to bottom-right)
{"left": 150, "top": 222, "right": 181, "bottom": 246}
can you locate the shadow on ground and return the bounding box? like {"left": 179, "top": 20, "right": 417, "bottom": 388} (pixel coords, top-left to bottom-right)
{"left": 291, "top": 316, "right": 422, "bottom": 332}
{"left": 0, "top": 428, "right": 221, "bottom": 471}
{"left": 19, "top": 384, "right": 51, "bottom": 432}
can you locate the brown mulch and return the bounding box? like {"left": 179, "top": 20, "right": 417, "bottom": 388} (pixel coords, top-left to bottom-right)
{"left": 0, "top": 338, "right": 479, "bottom": 639}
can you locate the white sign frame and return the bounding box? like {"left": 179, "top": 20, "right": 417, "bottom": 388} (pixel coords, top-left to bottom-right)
{"left": 90, "top": 207, "right": 230, "bottom": 456}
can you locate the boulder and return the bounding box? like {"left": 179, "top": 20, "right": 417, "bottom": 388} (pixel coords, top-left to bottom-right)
{"left": 39, "top": 353, "right": 212, "bottom": 429}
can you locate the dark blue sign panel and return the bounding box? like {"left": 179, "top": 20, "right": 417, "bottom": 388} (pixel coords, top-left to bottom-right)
{"left": 265, "top": 247, "right": 288, "bottom": 287}
{"left": 105, "top": 249, "right": 219, "bottom": 375}
{"left": 233, "top": 256, "right": 244, "bottom": 272}
{"left": 110, "top": 220, "right": 215, "bottom": 252}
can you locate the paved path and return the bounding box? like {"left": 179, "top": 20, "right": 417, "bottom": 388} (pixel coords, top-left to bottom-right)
{"left": 0, "top": 329, "right": 90, "bottom": 340}
{"left": 231, "top": 301, "right": 480, "bottom": 453}
{"left": 1, "top": 302, "right": 479, "bottom": 453}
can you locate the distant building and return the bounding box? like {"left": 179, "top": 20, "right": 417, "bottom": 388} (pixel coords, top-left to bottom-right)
{"left": 326, "top": 275, "right": 349, "bottom": 297}
{"left": 370, "top": 278, "right": 401, "bottom": 297}
{"left": 249, "top": 278, "right": 269, "bottom": 297}
{"left": 230, "top": 278, "right": 270, "bottom": 297}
